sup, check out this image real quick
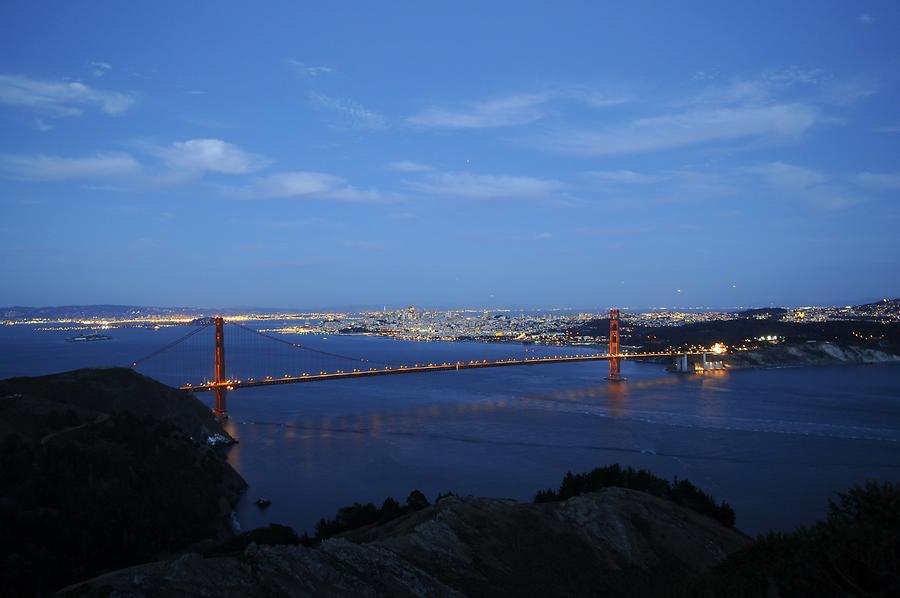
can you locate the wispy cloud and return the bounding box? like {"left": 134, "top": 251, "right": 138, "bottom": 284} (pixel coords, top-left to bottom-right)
{"left": 743, "top": 162, "right": 861, "bottom": 209}
{"left": 0, "top": 152, "right": 141, "bottom": 181}
{"left": 2, "top": 138, "right": 274, "bottom": 186}
{"left": 232, "top": 171, "right": 384, "bottom": 202}
{"left": 859, "top": 13, "right": 874, "bottom": 24}
{"left": 462, "top": 230, "right": 556, "bottom": 244}
{"left": 387, "top": 160, "right": 433, "bottom": 172}
{"left": 872, "top": 124, "right": 900, "bottom": 133}
{"left": 854, "top": 171, "right": 900, "bottom": 192}
{"left": 308, "top": 92, "right": 385, "bottom": 130}
{"left": 822, "top": 77, "right": 878, "bottom": 106}
{"left": 407, "top": 89, "right": 629, "bottom": 130}
{"left": 583, "top": 170, "right": 666, "bottom": 185}
{"left": 538, "top": 104, "right": 819, "bottom": 156}
{"left": 266, "top": 216, "right": 327, "bottom": 230}
{"left": 406, "top": 171, "right": 562, "bottom": 199}
{"left": 408, "top": 93, "right": 549, "bottom": 129}
{"left": 343, "top": 239, "right": 392, "bottom": 251}
{"left": 746, "top": 161, "right": 829, "bottom": 192}
{"left": 587, "top": 169, "right": 737, "bottom": 202}
{"left": 535, "top": 70, "right": 875, "bottom": 157}
{"left": 684, "top": 68, "right": 822, "bottom": 107}
{"left": 243, "top": 171, "right": 340, "bottom": 197}
{"left": 286, "top": 59, "right": 334, "bottom": 78}
{"left": 687, "top": 68, "right": 874, "bottom": 109}
{"left": 562, "top": 88, "right": 631, "bottom": 108}
{"left": 90, "top": 61, "right": 111, "bottom": 78}
{"left": 323, "top": 186, "right": 384, "bottom": 202}
{"left": 580, "top": 162, "right": 874, "bottom": 210}
{"left": 149, "top": 139, "right": 271, "bottom": 175}
{"left": 34, "top": 118, "right": 54, "bottom": 132}
{"left": 0, "top": 74, "right": 135, "bottom": 117}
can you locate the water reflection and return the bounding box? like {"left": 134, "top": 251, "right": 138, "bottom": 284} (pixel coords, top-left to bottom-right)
{"left": 607, "top": 382, "right": 628, "bottom": 417}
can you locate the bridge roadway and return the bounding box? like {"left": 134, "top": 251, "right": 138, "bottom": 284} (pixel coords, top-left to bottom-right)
{"left": 181, "top": 351, "right": 694, "bottom": 392}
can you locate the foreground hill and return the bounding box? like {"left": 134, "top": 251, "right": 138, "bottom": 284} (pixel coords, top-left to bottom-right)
{"left": 0, "top": 368, "right": 246, "bottom": 596}
{"left": 62, "top": 487, "right": 750, "bottom": 597}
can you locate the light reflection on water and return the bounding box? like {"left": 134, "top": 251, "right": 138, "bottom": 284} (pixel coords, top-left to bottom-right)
{"left": 0, "top": 324, "right": 898, "bottom": 536}
{"left": 218, "top": 357, "right": 899, "bottom": 536}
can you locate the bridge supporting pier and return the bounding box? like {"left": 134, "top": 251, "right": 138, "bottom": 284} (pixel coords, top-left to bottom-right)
{"left": 214, "top": 316, "right": 228, "bottom": 418}
{"left": 605, "top": 308, "right": 625, "bottom": 382}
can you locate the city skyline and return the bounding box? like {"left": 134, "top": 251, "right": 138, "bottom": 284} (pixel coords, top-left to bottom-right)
{"left": 2, "top": 2, "right": 899, "bottom": 308}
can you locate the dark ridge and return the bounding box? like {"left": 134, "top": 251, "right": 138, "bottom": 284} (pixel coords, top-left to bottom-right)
{"left": 534, "top": 463, "right": 736, "bottom": 528}
{"left": 569, "top": 318, "right": 900, "bottom": 352}
{"left": 303, "top": 489, "right": 432, "bottom": 545}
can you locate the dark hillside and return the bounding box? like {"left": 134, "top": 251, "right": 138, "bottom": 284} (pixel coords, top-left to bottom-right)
{"left": 569, "top": 318, "right": 900, "bottom": 352}
{"left": 0, "top": 368, "right": 246, "bottom": 596}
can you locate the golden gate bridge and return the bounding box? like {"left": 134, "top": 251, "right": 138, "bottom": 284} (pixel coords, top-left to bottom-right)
{"left": 131, "top": 309, "right": 706, "bottom": 418}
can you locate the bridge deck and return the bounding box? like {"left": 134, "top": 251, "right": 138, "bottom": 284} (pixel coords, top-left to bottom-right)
{"left": 181, "top": 351, "right": 685, "bottom": 392}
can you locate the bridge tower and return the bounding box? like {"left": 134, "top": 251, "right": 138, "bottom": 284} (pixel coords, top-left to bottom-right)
{"left": 606, "top": 308, "right": 624, "bottom": 381}
{"left": 214, "top": 316, "right": 227, "bottom": 418}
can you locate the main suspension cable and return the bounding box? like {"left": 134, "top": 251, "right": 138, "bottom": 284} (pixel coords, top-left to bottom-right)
{"left": 130, "top": 322, "right": 213, "bottom": 367}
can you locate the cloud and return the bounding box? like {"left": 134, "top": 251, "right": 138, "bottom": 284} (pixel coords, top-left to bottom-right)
{"left": 537, "top": 104, "right": 819, "bottom": 156}
{"left": 406, "top": 171, "right": 562, "bottom": 199}
{"left": 0, "top": 74, "right": 135, "bottom": 117}
{"left": 266, "top": 216, "right": 327, "bottom": 230}
{"left": 855, "top": 171, "right": 900, "bottom": 192}
{"left": 583, "top": 170, "right": 665, "bottom": 185}
{"left": 859, "top": 13, "right": 874, "bottom": 24}
{"left": 239, "top": 171, "right": 339, "bottom": 197}
{"left": 579, "top": 163, "right": 870, "bottom": 209}
{"left": 463, "top": 230, "right": 557, "bottom": 244}
{"left": 822, "top": 77, "right": 878, "bottom": 106}
{"left": 0, "top": 152, "right": 141, "bottom": 181}
{"left": 343, "top": 239, "right": 391, "bottom": 251}
{"left": 580, "top": 168, "right": 737, "bottom": 203}
{"left": 234, "top": 171, "right": 384, "bottom": 202}
{"left": 585, "top": 168, "right": 736, "bottom": 201}
{"left": 90, "top": 61, "right": 111, "bottom": 78}
{"left": 322, "top": 186, "right": 384, "bottom": 202}
{"left": 286, "top": 59, "right": 334, "bottom": 78}
{"left": 408, "top": 93, "right": 550, "bottom": 129}
{"left": 406, "top": 89, "right": 629, "bottom": 130}
{"left": 387, "top": 160, "right": 433, "bottom": 172}
{"left": 689, "top": 68, "right": 875, "bottom": 110}
{"left": 34, "top": 118, "right": 54, "bottom": 132}
{"left": 151, "top": 139, "right": 271, "bottom": 175}
{"left": 747, "top": 162, "right": 862, "bottom": 209}
{"left": 746, "top": 161, "right": 829, "bottom": 192}
{"left": 685, "top": 69, "right": 822, "bottom": 107}
{"left": 308, "top": 92, "right": 385, "bottom": 130}
{"left": 3, "top": 139, "right": 270, "bottom": 185}
{"left": 562, "top": 89, "right": 631, "bottom": 108}
{"left": 873, "top": 124, "right": 900, "bottom": 133}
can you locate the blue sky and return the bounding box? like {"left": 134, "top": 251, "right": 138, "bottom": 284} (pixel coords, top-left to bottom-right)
{"left": 1, "top": 1, "right": 898, "bottom": 309}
